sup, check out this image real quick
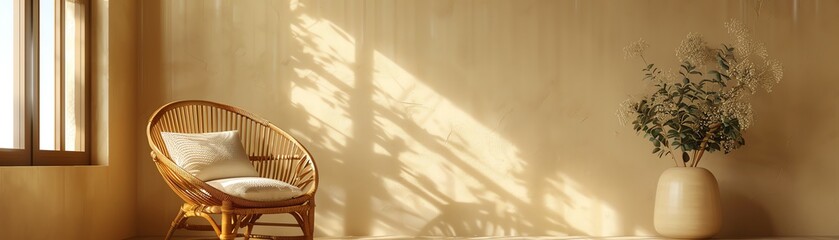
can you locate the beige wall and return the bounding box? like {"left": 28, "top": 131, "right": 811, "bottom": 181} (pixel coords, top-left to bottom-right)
{"left": 136, "top": 0, "right": 839, "bottom": 237}
{"left": 0, "top": 0, "right": 137, "bottom": 239}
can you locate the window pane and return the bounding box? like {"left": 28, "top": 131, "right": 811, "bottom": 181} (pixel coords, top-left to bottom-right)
{"left": 64, "top": 0, "right": 83, "bottom": 151}
{"left": 39, "top": 0, "right": 57, "bottom": 150}
{"left": 1, "top": 0, "right": 23, "bottom": 149}
{"left": 0, "top": 0, "right": 13, "bottom": 148}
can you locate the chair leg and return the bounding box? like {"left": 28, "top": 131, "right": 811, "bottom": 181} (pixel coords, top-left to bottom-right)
{"left": 305, "top": 208, "right": 315, "bottom": 240}
{"left": 243, "top": 214, "right": 261, "bottom": 240}
{"left": 296, "top": 207, "right": 314, "bottom": 240}
{"left": 243, "top": 224, "right": 251, "bottom": 240}
{"left": 165, "top": 209, "right": 186, "bottom": 240}
{"left": 219, "top": 200, "right": 239, "bottom": 240}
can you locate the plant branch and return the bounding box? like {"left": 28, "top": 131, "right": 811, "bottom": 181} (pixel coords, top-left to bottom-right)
{"left": 692, "top": 122, "right": 722, "bottom": 167}
{"left": 690, "top": 149, "right": 698, "bottom": 167}
{"left": 659, "top": 130, "right": 680, "bottom": 167}
{"left": 674, "top": 114, "right": 688, "bottom": 167}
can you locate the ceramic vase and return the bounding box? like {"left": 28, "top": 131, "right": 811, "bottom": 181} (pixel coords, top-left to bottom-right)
{"left": 654, "top": 167, "right": 721, "bottom": 239}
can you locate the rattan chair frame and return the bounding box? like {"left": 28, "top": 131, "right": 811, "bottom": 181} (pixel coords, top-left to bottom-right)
{"left": 147, "top": 100, "right": 319, "bottom": 240}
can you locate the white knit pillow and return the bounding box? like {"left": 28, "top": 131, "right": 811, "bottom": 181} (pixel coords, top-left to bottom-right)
{"left": 206, "top": 177, "right": 303, "bottom": 201}
{"left": 160, "top": 130, "right": 259, "bottom": 181}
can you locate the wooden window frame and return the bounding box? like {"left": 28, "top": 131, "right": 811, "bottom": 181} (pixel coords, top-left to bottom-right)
{"left": 0, "top": 0, "right": 90, "bottom": 166}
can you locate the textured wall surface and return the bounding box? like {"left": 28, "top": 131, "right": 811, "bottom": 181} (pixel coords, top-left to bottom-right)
{"left": 136, "top": 0, "right": 839, "bottom": 237}
{"left": 0, "top": 0, "right": 138, "bottom": 239}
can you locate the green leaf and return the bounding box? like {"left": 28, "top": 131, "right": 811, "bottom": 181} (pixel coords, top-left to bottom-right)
{"left": 682, "top": 152, "right": 690, "bottom": 163}
{"left": 720, "top": 73, "right": 731, "bottom": 81}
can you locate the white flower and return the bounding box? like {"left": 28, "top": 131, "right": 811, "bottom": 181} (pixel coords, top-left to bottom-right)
{"left": 725, "top": 19, "right": 768, "bottom": 59}
{"left": 762, "top": 59, "right": 783, "bottom": 93}
{"left": 729, "top": 59, "right": 760, "bottom": 93}
{"left": 616, "top": 99, "right": 635, "bottom": 126}
{"left": 675, "top": 32, "right": 713, "bottom": 67}
{"left": 718, "top": 98, "right": 754, "bottom": 130}
{"left": 624, "top": 38, "right": 649, "bottom": 60}
{"left": 723, "top": 19, "right": 783, "bottom": 95}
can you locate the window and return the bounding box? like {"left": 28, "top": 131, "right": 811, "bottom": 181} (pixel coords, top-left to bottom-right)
{"left": 0, "top": 0, "right": 89, "bottom": 166}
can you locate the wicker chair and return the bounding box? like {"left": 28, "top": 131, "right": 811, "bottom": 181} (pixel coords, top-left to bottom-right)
{"left": 146, "top": 100, "right": 318, "bottom": 240}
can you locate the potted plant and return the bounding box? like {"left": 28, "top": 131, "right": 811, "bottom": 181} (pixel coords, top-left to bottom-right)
{"left": 618, "top": 20, "right": 783, "bottom": 239}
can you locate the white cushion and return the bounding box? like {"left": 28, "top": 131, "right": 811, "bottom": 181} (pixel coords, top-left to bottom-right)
{"left": 161, "top": 130, "right": 260, "bottom": 181}
{"left": 207, "top": 177, "right": 303, "bottom": 201}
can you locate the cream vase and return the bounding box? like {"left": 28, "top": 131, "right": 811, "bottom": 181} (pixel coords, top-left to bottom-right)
{"left": 654, "top": 167, "right": 721, "bottom": 239}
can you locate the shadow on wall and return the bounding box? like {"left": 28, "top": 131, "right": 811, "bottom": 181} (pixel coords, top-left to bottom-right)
{"left": 274, "top": 0, "right": 627, "bottom": 237}
{"left": 718, "top": 187, "right": 774, "bottom": 237}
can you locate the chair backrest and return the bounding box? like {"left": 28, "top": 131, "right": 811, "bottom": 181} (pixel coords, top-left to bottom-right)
{"left": 147, "top": 100, "right": 318, "bottom": 195}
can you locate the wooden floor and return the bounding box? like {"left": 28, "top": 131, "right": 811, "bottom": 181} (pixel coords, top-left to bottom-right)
{"left": 130, "top": 237, "right": 839, "bottom": 240}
